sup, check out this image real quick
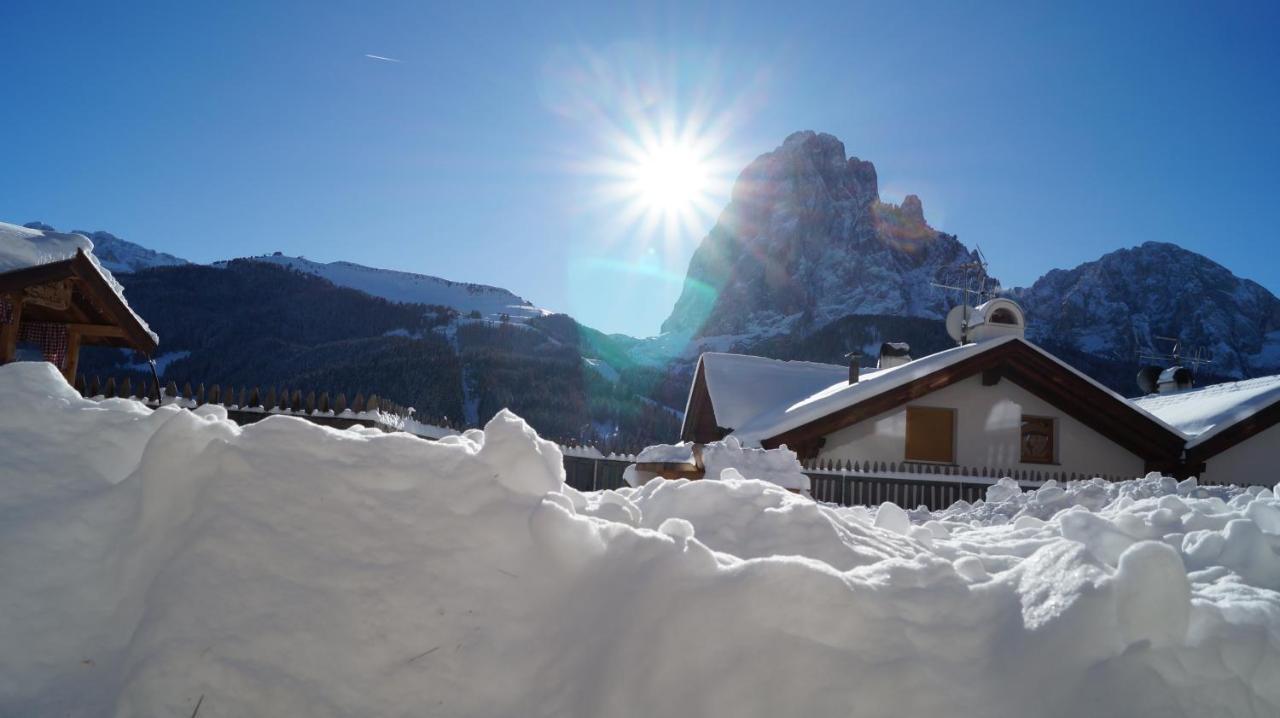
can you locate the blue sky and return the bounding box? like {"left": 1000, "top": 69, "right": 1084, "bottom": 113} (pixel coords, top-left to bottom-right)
{"left": 2, "top": 1, "right": 1278, "bottom": 337}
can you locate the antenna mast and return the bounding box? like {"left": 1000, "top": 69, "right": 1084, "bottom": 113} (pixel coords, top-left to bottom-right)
{"left": 1135, "top": 335, "right": 1214, "bottom": 375}
{"left": 933, "top": 246, "right": 995, "bottom": 345}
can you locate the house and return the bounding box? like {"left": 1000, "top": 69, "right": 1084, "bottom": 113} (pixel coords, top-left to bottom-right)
{"left": 0, "top": 222, "right": 157, "bottom": 381}
{"left": 1133, "top": 375, "right": 1280, "bottom": 486}
{"left": 680, "top": 299, "right": 1187, "bottom": 482}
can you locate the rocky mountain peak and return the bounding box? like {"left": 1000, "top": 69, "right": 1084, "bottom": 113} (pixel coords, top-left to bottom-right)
{"left": 661, "top": 132, "right": 981, "bottom": 341}
{"left": 1016, "top": 242, "right": 1280, "bottom": 382}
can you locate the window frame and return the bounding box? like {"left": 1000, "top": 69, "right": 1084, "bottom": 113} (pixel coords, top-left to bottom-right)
{"left": 904, "top": 405, "right": 957, "bottom": 465}
{"left": 1020, "top": 414, "right": 1057, "bottom": 465}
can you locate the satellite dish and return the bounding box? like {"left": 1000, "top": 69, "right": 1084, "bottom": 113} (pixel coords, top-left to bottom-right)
{"left": 945, "top": 305, "right": 968, "bottom": 343}
{"left": 1136, "top": 365, "right": 1161, "bottom": 395}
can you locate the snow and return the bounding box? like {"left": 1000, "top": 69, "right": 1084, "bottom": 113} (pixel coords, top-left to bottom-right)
{"left": 231, "top": 254, "right": 552, "bottom": 323}
{"left": 5, "top": 361, "right": 1280, "bottom": 717}
{"left": 0, "top": 221, "right": 158, "bottom": 345}
{"left": 695, "top": 352, "right": 850, "bottom": 431}
{"left": 1134, "top": 374, "right": 1280, "bottom": 447}
{"left": 0, "top": 221, "right": 93, "bottom": 272}
{"left": 701, "top": 435, "right": 810, "bottom": 492}
{"left": 635, "top": 441, "right": 695, "bottom": 464}
{"left": 582, "top": 357, "right": 620, "bottom": 382}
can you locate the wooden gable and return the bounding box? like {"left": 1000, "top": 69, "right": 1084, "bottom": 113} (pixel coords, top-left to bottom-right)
{"left": 680, "top": 359, "right": 731, "bottom": 444}
{"left": 0, "top": 250, "right": 157, "bottom": 379}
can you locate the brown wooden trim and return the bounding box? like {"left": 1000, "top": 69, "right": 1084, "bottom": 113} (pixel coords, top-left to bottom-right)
{"left": 0, "top": 259, "right": 76, "bottom": 294}
{"left": 64, "top": 329, "right": 81, "bottom": 381}
{"left": 66, "top": 323, "right": 127, "bottom": 338}
{"left": 0, "top": 292, "right": 23, "bottom": 363}
{"left": 1186, "top": 396, "right": 1280, "bottom": 464}
{"left": 634, "top": 461, "right": 705, "bottom": 481}
{"left": 0, "top": 252, "right": 156, "bottom": 354}
{"left": 67, "top": 251, "right": 157, "bottom": 353}
{"left": 680, "top": 359, "right": 730, "bottom": 444}
{"left": 763, "top": 339, "right": 1185, "bottom": 464}
{"left": 982, "top": 368, "right": 1002, "bottom": 386}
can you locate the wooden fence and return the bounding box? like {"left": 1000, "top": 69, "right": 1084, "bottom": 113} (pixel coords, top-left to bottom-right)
{"left": 560, "top": 454, "right": 1051, "bottom": 511}
{"left": 70, "top": 373, "right": 462, "bottom": 431}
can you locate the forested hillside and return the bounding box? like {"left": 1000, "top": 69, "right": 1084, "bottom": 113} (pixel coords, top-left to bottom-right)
{"left": 79, "top": 261, "right": 681, "bottom": 450}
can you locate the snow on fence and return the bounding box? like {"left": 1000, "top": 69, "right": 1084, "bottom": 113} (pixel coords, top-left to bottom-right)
{"left": 70, "top": 373, "right": 465, "bottom": 434}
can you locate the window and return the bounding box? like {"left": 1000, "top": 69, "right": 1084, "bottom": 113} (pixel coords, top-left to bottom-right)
{"left": 905, "top": 406, "right": 956, "bottom": 463}
{"left": 1021, "top": 416, "right": 1056, "bottom": 464}
{"left": 989, "top": 307, "right": 1018, "bottom": 325}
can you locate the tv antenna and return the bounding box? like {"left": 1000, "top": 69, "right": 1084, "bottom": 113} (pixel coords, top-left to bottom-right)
{"left": 932, "top": 247, "right": 998, "bottom": 345}
{"left": 1134, "top": 334, "right": 1214, "bottom": 375}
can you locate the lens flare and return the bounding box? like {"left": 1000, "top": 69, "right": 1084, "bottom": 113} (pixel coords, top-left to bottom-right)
{"left": 631, "top": 143, "right": 710, "bottom": 215}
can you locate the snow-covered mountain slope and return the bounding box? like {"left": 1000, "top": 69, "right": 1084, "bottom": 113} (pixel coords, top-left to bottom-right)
{"left": 20, "top": 222, "right": 189, "bottom": 274}
{"left": 661, "top": 131, "right": 984, "bottom": 343}
{"left": 232, "top": 254, "right": 550, "bottom": 323}
{"left": 1014, "top": 241, "right": 1280, "bottom": 379}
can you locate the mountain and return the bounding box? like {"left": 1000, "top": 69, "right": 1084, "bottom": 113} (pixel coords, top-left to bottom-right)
{"left": 73, "top": 261, "right": 678, "bottom": 451}
{"left": 1014, "top": 241, "right": 1280, "bottom": 389}
{"left": 22, "top": 222, "right": 189, "bottom": 273}
{"left": 233, "top": 254, "right": 550, "bottom": 324}
{"left": 652, "top": 131, "right": 1280, "bottom": 397}
{"left": 661, "top": 131, "right": 983, "bottom": 348}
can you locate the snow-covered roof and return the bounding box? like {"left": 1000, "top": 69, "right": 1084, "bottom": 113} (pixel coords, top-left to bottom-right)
{"left": 708, "top": 336, "right": 1180, "bottom": 446}
{"left": 695, "top": 353, "right": 849, "bottom": 432}
{"left": 728, "top": 339, "right": 1016, "bottom": 444}
{"left": 0, "top": 221, "right": 158, "bottom": 345}
{"left": 0, "top": 221, "right": 94, "bottom": 273}
{"left": 1133, "top": 375, "right": 1280, "bottom": 448}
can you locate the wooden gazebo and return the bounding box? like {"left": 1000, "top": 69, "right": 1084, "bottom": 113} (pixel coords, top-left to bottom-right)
{"left": 0, "top": 248, "right": 157, "bottom": 381}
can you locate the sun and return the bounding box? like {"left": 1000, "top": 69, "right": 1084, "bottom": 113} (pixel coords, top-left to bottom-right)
{"left": 590, "top": 127, "right": 732, "bottom": 248}
{"left": 629, "top": 143, "right": 712, "bottom": 216}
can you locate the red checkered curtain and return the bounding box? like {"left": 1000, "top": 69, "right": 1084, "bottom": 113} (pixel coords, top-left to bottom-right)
{"left": 0, "top": 296, "right": 11, "bottom": 325}
{"left": 18, "top": 321, "right": 69, "bottom": 369}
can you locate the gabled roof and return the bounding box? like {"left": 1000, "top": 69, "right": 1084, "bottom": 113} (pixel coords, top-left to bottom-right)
{"left": 687, "top": 353, "right": 849, "bottom": 432}
{"left": 682, "top": 337, "right": 1185, "bottom": 463}
{"left": 1134, "top": 375, "right": 1280, "bottom": 459}
{"left": 0, "top": 222, "right": 157, "bottom": 353}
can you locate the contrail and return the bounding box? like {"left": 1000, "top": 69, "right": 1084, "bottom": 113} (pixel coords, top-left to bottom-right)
{"left": 365, "top": 54, "right": 403, "bottom": 63}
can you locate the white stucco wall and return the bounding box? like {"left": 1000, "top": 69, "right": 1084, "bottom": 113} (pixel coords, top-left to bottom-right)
{"left": 1200, "top": 422, "right": 1280, "bottom": 487}
{"left": 817, "top": 374, "right": 1147, "bottom": 479}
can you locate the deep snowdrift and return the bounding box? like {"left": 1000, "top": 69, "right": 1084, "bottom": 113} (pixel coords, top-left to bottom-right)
{"left": 3, "top": 362, "right": 1280, "bottom": 717}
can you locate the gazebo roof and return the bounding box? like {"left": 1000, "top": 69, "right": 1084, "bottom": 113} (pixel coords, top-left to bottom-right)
{"left": 0, "top": 230, "right": 157, "bottom": 354}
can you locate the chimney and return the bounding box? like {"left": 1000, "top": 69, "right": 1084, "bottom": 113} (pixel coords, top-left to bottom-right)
{"left": 878, "top": 342, "right": 912, "bottom": 370}
{"left": 845, "top": 353, "right": 861, "bottom": 384}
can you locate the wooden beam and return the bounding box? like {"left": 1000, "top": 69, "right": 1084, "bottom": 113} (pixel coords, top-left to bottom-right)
{"left": 65, "top": 323, "right": 127, "bottom": 338}
{"left": 982, "top": 368, "right": 1002, "bottom": 386}
{"left": 0, "top": 294, "right": 23, "bottom": 363}
{"left": 63, "top": 329, "right": 81, "bottom": 382}
{"left": 68, "top": 251, "right": 157, "bottom": 353}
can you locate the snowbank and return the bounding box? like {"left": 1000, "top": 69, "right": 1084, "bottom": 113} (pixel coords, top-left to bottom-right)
{"left": 701, "top": 435, "right": 810, "bottom": 492}
{"left": 634, "top": 441, "right": 696, "bottom": 464}
{"left": 3, "top": 361, "right": 1280, "bottom": 717}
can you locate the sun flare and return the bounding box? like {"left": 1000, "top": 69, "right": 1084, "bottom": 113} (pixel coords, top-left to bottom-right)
{"left": 629, "top": 143, "right": 712, "bottom": 215}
